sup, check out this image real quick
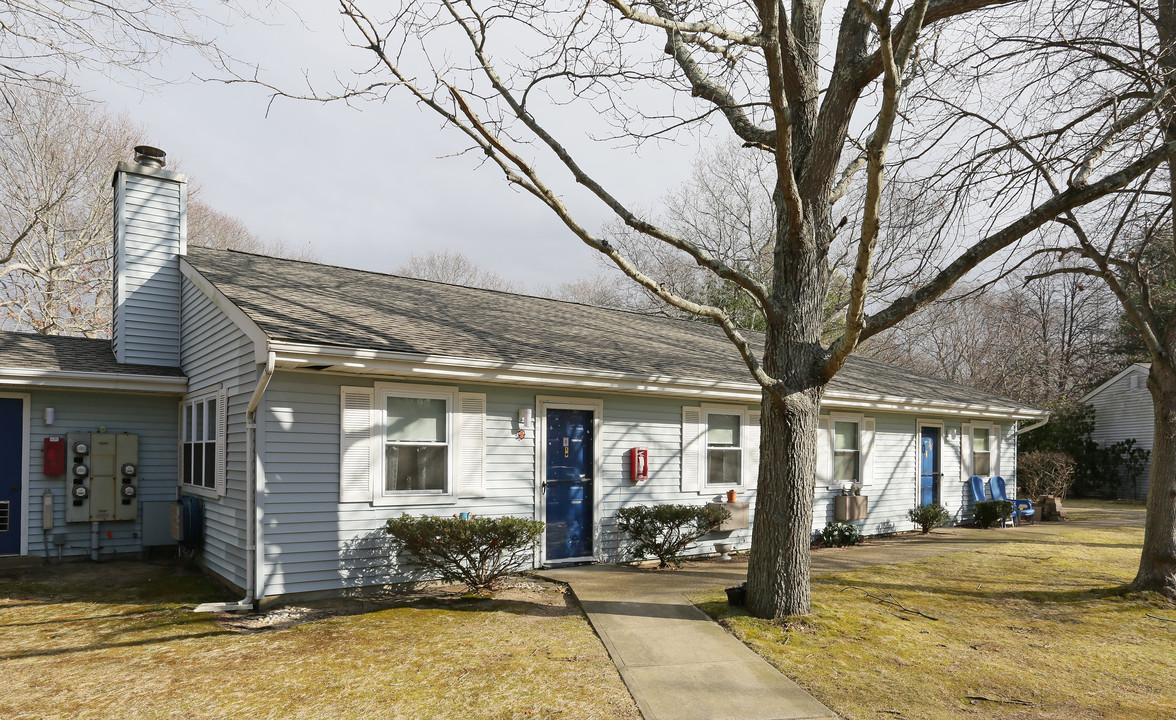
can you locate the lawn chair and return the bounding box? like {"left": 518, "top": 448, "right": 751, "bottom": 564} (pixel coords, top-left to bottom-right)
{"left": 989, "top": 476, "right": 1035, "bottom": 526}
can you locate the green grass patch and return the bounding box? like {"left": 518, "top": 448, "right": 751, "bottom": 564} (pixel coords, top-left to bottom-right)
{"left": 1, "top": 562, "right": 638, "bottom": 720}
{"left": 694, "top": 525, "right": 1175, "bottom": 719}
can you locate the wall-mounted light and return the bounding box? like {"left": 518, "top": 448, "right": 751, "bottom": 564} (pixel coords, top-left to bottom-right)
{"left": 519, "top": 408, "right": 533, "bottom": 428}
{"left": 43, "top": 407, "right": 55, "bottom": 425}
{"left": 947, "top": 428, "right": 959, "bottom": 441}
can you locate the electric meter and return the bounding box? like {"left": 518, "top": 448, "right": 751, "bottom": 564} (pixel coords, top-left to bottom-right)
{"left": 72, "top": 441, "right": 89, "bottom": 455}
{"left": 72, "top": 484, "right": 89, "bottom": 499}
{"left": 73, "top": 463, "right": 89, "bottom": 478}
{"left": 120, "top": 463, "right": 137, "bottom": 477}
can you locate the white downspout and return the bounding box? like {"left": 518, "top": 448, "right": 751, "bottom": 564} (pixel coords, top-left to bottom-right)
{"left": 196, "top": 350, "right": 275, "bottom": 613}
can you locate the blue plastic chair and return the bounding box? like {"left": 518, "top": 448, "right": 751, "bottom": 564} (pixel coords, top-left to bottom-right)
{"left": 968, "top": 475, "right": 987, "bottom": 504}
{"left": 990, "top": 476, "right": 1035, "bottom": 525}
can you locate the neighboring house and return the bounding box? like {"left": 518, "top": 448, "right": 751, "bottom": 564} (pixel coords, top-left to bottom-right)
{"left": 1082, "top": 363, "right": 1153, "bottom": 500}
{"left": 0, "top": 149, "right": 1048, "bottom": 604}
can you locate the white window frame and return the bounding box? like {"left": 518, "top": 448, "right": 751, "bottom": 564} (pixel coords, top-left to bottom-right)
{"left": 372, "top": 382, "right": 459, "bottom": 506}
{"left": 702, "top": 405, "right": 747, "bottom": 489}
{"left": 971, "top": 421, "right": 994, "bottom": 478}
{"left": 829, "top": 412, "right": 863, "bottom": 488}
{"left": 180, "top": 392, "right": 223, "bottom": 498}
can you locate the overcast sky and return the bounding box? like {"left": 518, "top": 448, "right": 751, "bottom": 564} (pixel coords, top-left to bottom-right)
{"left": 76, "top": 3, "right": 699, "bottom": 289}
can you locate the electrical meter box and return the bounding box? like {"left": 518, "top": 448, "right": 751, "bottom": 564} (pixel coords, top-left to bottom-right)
{"left": 64, "top": 432, "right": 139, "bottom": 523}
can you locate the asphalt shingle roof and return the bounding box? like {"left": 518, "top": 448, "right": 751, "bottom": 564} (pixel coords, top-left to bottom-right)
{"left": 0, "top": 331, "right": 186, "bottom": 377}
{"left": 185, "top": 247, "right": 1038, "bottom": 412}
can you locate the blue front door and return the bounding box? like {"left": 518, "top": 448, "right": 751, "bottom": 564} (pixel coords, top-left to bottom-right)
{"left": 0, "top": 398, "right": 24, "bottom": 556}
{"left": 919, "top": 426, "right": 940, "bottom": 506}
{"left": 545, "top": 408, "right": 594, "bottom": 561}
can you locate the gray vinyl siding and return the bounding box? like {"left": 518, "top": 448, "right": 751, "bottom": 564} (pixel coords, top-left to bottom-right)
{"left": 1088, "top": 366, "right": 1153, "bottom": 500}
{"left": 254, "top": 368, "right": 1030, "bottom": 596}
{"left": 180, "top": 276, "right": 258, "bottom": 590}
{"left": 257, "top": 374, "right": 760, "bottom": 596}
{"left": 23, "top": 389, "right": 179, "bottom": 558}
{"left": 113, "top": 170, "right": 185, "bottom": 367}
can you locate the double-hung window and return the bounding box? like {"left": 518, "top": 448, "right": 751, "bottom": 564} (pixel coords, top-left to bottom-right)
{"left": 381, "top": 388, "right": 453, "bottom": 495}
{"left": 182, "top": 393, "right": 224, "bottom": 492}
{"left": 833, "top": 420, "right": 860, "bottom": 484}
{"left": 972, "top": 427, "right": 991, "bottom": 476}
{"left": 706, "top": 411, "right": 743, "bottom": 486}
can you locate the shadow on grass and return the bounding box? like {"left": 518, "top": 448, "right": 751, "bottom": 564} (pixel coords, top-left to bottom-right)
{"left": 818, "top": 576, "right": 1141, "bottom": 606}
{"left": 0, "top": 629, "right": 234, "bottom": 661}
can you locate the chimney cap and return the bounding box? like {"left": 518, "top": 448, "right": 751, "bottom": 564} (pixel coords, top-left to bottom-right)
{"left": 133, "top": 145, "right": 166, "bottom": 168}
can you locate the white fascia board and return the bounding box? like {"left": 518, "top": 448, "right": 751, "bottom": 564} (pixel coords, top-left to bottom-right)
{"left": 1081, "top": 363, "right": 1151, "bottom": 403}
{"left": 0, "top": 367, "right": 187, "bottom": 394}
{"left": 178, "top": 259, "right": 270, "bottom": 363}
{"left": 269, "top": 341, "right": 1049, "bottom": 420}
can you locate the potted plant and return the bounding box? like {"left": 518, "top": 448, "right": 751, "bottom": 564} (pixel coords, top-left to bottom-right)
{"left": 726, "top": 489, "right": 738, "bottom": 503}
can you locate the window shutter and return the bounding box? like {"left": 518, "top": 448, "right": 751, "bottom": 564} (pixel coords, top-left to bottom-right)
{"left": 214, "top": 388, "right": 228, "bottom": 496}
{"left": 681, "top": 407, "right": 704, "bottom": 493}
{"left": 960, "top": 422, "right": 972, "bottom": 483}
{"left": 457, "top": 392, "right": 487, "bottom": 498}
{"left": 992, "top": 424, "right": 1001, "bottom": 478}
{"left": 745, "top": 410, "right": 761, "bottom": 489}
{"left": 860, "top": 417, "right": 875, "bottom": 486}
{"left": 817, "top": 415, "right": 832, "bottom": 488}
{"left": 340, "top": 386, "right": 376, "bottom": 503}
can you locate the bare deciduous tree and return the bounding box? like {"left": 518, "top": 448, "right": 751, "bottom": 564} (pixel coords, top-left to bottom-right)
{"left": 0, "top": 0, "right": 230, "bottom": 98}
{"left": 188, "top": 198, "right": 319, "bottom": 261}
{"left": 0, "top": 90, "right": 136, "bottom": 335}
{"left": 961, "top": 0, "right": 1176, "bottom": 599}
{"left": 866, "top": 268, "right": 1123, "bottom": 407}
{"left": 254, "top": 0, "right": 1176, "bottom": 616}
{"left": 395, "top": 249, "right": 524, "bottom": 292}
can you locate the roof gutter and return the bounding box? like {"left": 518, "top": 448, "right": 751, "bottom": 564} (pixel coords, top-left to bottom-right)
{"left": 267, "top": 341, "right": 1048, "bottom": 421}
{"left": 0, "top": 367, "right": 187, "bottom": 394}
{"left": 1016, "top": 417, "right": 1050, "bottom": 435}
{"left": 195, "top": 349, "right": 276, "bottom": 613}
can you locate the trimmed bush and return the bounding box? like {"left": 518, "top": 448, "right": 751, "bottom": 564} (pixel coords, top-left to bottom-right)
{"left": 384, "top": 514, "right": 544, "bottom": 592}
{"left": 973, "top": 500, "right": 1014, "bottom": 529}
{"left": 907, "top": 503, "right": 951, "bottom": 534}
{"left": 615, "top": 504, "right": 730, "bottom": 568}
{"left": 1017, "top": 451, "right": 1077, "bottom": 500}
{"left": 821, "top": 521, "right": 861, "bottom": 548}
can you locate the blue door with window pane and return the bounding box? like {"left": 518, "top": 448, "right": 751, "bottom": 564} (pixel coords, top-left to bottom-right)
{"left": 919, "top": 426, "right": 940, "bottom": 506}
{"left": 545, "top": 409, "right": 593, "bottom": 561}
{"left": 0, "top": 398, "right": 23, "bottom": 556}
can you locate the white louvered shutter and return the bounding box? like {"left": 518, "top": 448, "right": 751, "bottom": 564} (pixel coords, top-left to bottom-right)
{"left": 214, "top": 388, "right": 228, "bottom": 496}
{"left": 681, "top": 407, "right": 704, "bottom": 493}
{"left": 992, "top": 424, "right": 1001, "bottom": 478}
{"left": 860, "top": 417, "right": 875, "bottom": 486}
{"left": 817, "top": 416, "right": 832, "bottom": 488}
{"left": 960, "top": 422, "right": 972, "bottom": 483}
{"left": 457, "top": 392, "right": 487, "bottom": 498}
{"left": 745, "top": 410, "right": 761, "bottom": 489}
{"left": 340, "top": 386, "right": 376, "bottom": 503}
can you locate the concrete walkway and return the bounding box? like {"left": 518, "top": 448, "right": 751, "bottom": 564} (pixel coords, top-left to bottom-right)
{"left": 540, "top": 562, "right": 836, "bottom": 720}
{"left": 541, "top": 505, "right": 1144, "bottom": 720}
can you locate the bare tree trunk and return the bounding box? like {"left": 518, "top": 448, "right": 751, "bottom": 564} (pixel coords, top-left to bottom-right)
{"left": 1135, "top": 364, "right": 1176, "bottom": 598}
{"left": 746, "top": 198, "right": 830, "bottom": 617}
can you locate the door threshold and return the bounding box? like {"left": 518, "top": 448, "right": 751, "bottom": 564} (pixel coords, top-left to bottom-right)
{"left": 542, "top": 557, "right": 596, "bottom": 568}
